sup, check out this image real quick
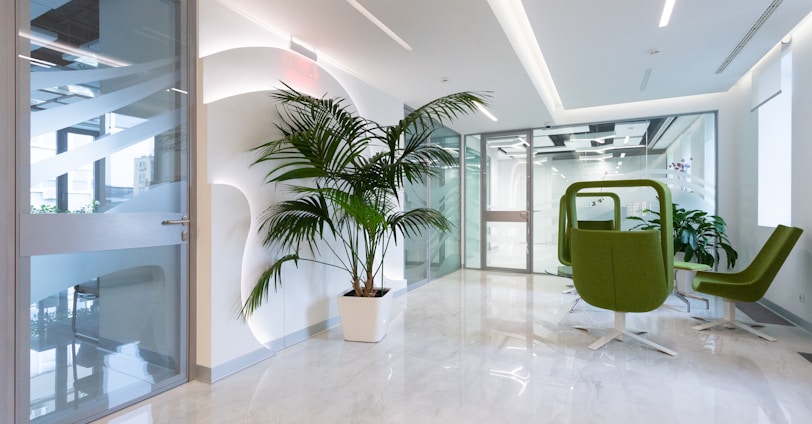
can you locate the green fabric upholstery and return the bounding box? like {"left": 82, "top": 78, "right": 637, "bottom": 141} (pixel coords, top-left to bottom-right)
{"left": 558, "top": 192, "right": 621, "bottom": 266}
{"left": 562, "top": 180, "right": 677, "bottom": 355}
{"left": 571, "top": 229, "right": 669, "bottom": 312}
{"left": 564, "top": 179, "right": 674, "bottom": 290}
{"left": 693, "top": 225, "right": 803, "bottom": 302}
{"left": 673, "top": 261, "right": 711, "bottom": 271}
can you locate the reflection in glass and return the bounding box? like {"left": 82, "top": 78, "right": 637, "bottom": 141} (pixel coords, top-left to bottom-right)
{"left": 463, "top": 113, "right": 718, "bottom": 272}
{"left": 429, "top": 133, "right": 461, "bottom": 279}
{"left": 404, "top": 127, "right": 462, "bottom": 286}
{"left": 485, "top": 134, "right": 528, "bottom": 212}
{"left": 486, "top": 221, "right": 527, "bottom": 270}
{"left": 527, "top": 113, "right": 717, "bottom": 272}
{"left": 29, "top": 248, "right": 182, "bottom": 422}
{"left": 26, "top": 0, "right": 187, "bottom": 215}
{"left": 464, "top": 135, "right": 481, "bottom": 268}
{"left": 403, "top": 174, "right": 428, "bottom": 285}
{"left": 23, "top": 0, "right": 189, "bottom": 422}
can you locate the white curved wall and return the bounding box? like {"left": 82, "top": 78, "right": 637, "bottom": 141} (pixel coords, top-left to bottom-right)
{"left": 197, "top": 0, "right": 404, "bottom": 379}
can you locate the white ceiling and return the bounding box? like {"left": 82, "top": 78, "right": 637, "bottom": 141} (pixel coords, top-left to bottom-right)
{"left": 219, "top": 0, "right": 812, "bottom": 134}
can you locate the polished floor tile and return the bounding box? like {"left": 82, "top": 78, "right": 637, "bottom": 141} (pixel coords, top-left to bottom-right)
{"left": 95, "top": 270, "right": 812, "bottom": 423}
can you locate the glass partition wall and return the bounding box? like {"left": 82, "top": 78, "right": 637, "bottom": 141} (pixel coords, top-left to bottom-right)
{"left": 464, "top": 112, "right": 717, "bottom": 273}
{"left": 20, "top": 1, "right": 191, "bottom": 422}
{"left": 404, "top": 127, "right": 462, "bottom": 287}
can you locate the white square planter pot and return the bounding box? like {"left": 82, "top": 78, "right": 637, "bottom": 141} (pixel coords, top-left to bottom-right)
{"left": 337, "top": 288, "right": 393, "bottom": 342}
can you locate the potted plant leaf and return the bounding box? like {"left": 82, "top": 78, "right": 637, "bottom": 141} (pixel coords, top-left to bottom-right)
{"left": 239, "top": 83, "right": 486, "bottom": 342}
{"left": 628, "top": 203, "right": 738, "bottom": 269}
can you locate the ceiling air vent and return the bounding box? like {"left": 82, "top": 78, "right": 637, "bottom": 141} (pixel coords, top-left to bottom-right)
{"left": 715, "top": 0, "right": 783, "bottom": 74}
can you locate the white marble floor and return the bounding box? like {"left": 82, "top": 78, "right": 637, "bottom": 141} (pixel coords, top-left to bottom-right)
{"left": 96, "top": 270, "right": 812, "bottom": 423}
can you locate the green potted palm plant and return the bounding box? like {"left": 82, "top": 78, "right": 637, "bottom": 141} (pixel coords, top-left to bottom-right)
{"left": 240, "top": 83, "right": 486, "bottom": 342}
{"left": 628, "top": 203, "right": 738, "bottom": 269}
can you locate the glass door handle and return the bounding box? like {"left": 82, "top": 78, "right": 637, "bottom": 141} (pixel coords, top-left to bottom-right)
{"left": 519, "top": 211, "right": 529, "bottom": 217}
{"left": 162, "top": 216, "right": 191, "bottom": 226}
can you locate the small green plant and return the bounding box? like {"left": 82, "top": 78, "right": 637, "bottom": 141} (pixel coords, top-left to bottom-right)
{"left": 628, "top": 203, "right": 738, "bottom": 269}
{"left": 30, "top": 201, "right": 99, "bottom": 214}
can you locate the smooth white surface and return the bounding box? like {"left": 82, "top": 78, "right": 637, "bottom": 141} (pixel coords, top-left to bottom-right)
{"left": 201, "top": 28, "right": 406, "bottom": 363}
{"left": 95, "top": 270, "right": 812, "bottom": 423}
{"left": 211, "top": 1, "right": 812, "bottom": 133}
{"left": 337, "top": 289, "right": 394, "bottom": 342}
{"left": 757, "top": 51, "right": 792, "bottom": 228}
{"left": 210, "top": 183, "right": 266, "bottom": 367}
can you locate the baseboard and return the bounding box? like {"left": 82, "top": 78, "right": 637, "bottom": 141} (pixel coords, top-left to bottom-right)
{"left": 196, "top": 315, "right": 343, "bottom": 383}
{"left": 279, "top": 316, "right": 342, "bottom": 348}
{"left": 197, "top": 289, "right": 410, "bottom": 383}
{"left": 196, "top": 346, "right": 276, "bottom": 383}
{"left": 759, "top": 298, "right": 812, "bottom": 335}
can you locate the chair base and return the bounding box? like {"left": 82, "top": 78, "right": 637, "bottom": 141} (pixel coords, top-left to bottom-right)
{"left": 576, "top": 312, "right": 677, "bottom": 356}
{"left": 692, "top": 300, "right": 776, "bottom": 342}
{"left": 570, "top": 297, "right": 582, "bottom": 313}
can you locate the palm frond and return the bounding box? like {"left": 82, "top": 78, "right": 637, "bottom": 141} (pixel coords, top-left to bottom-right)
{"left": 240, "top": 254, "right": 299, "bottom": 319}
{"left": 241, "top": 83, "right": 480, "bottom": 316}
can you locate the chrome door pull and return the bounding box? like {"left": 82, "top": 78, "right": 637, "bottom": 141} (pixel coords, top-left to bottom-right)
{"left": 162, "top": 216, "right": 190, "bottom": 226}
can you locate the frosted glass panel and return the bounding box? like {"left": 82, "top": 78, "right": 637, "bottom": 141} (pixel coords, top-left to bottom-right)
{"left": 486, "top": 222, "right": 527, "bottom": 270}
{"left": 29, "top": 247, "right": 182, "bottom": 422}
{"left": 22, "top": 0, "right": 190, "bottom": 422}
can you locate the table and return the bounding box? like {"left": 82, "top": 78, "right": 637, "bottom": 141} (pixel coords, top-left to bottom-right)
{"left": 673, "top": 261, "right": 711, "bottom": 312}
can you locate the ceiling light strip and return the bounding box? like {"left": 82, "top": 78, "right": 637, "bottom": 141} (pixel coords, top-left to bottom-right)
{"left": 487, "top": 0, "right": 563, "bottom": 115}
{"left": 659, "top": 0, "right": 676, "bottom": 27}
{"left": 346, "top": 0, "right": 413, "bottom": 51}
{"left": 476, "top": 103, "right": 499, "bottom": 122}
{"left": 19, "top": 30, "right": 130, "bottom": 67}
{"left": 640, "top": 68, "right": 652, "bottom": 91}
{"left": 715, "top": 0, "right": 783, "bottom": 74}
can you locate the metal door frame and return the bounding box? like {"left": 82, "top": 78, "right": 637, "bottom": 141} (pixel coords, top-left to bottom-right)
{"left": 12, "top": 0, "right": 196, "bottom": 422}
{"left": 480, "top": 129, "right": 533, "bottom": 273}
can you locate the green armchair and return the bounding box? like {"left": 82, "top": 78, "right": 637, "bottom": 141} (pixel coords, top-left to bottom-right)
{"left": 557, "top": 192, "right": 620, "bottom": 311}
{"left": 566, "top": 179, "right": 676, "bottom": 355}
{"left": 692, "top": 224, "right": 803, "bottom": 341}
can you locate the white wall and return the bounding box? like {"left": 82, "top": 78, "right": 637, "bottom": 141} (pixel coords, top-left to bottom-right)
{"left": 762, "top": 16, "right": 812, "bottom": 323}
{"left": 196, "top": 0, "right": 404, "bottom": 379}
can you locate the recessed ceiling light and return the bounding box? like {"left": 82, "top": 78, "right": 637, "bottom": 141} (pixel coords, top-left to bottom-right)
{"left": 487, "top": 0, "right": 562, "bottom": 114}
{"left": 347, "top": 0, "right": 412, "bottom": 51}
{"left": 659, "top": 0, "right": 676, "bottom": 28}
{"left": 476, "top": 103, "right": 499, "bottom": 122}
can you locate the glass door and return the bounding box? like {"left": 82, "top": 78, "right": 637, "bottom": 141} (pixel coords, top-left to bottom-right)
{"left": 20, "top": 1, "right": 191, "bottom": 422}
{"left": 482, "top": 131, "right": 531, "bottom": 272}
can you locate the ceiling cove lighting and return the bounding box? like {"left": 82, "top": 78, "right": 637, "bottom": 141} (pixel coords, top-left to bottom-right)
{"left": 659, "top": 0, "right": 676, "bottom": 27}
{"left": 346, "top": 0, "right": 413, "bottom": 51}
{"left": 487, "top": 0, "right": 563, "bottom": 114}
{"left": 476, "top": 103, "right": 499, "bottom": 122}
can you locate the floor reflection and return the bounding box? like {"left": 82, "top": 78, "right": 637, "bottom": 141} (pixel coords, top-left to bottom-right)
{"left": 96, "top": 270, "right": 812, "bottom": 423}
